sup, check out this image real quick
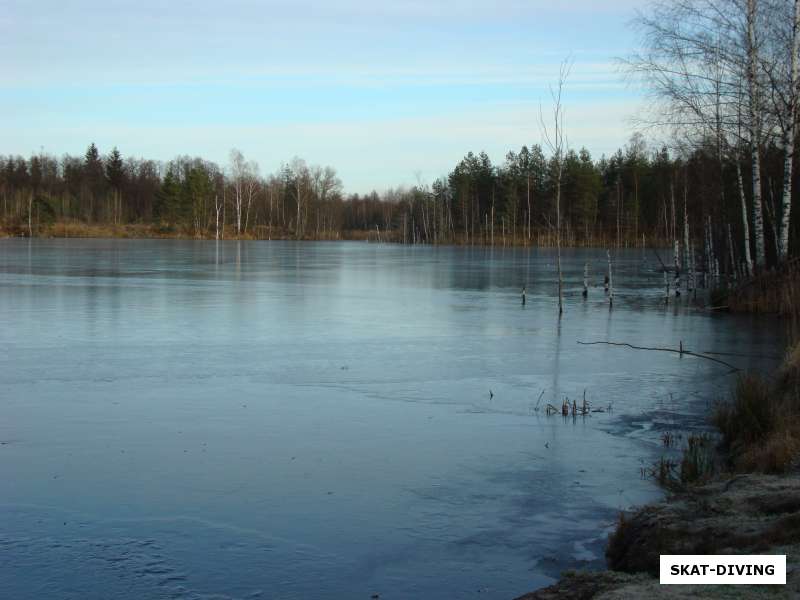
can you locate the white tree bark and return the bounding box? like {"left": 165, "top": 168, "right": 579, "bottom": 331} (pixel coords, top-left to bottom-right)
{"left": 747, "top": 0, "right": 766, "bottom": 268}
{"left": 727, "top": 223, "right": 737, "bottom": 279}
{"left": 229, "top": 149, "right": 246, "bottom": 236}
{"left": 214, "top": 194, "right": 221, "bottom": 240}
{"left": 736, "top": 161, "right": 754, "bottom": 276}
{"left": 779, "top": 0, "right": 800, "bottom": 259}
{"left": 607, "top": 249, "right": 614, "bottom": 307}
{"left": 583, "top": 261, "right": 588, "bottom": 297}
{"left": 27, "top": 192, "right": 33, "bottom": 237}
{"left": 683, "top": 180, "right": 691, "bottom": 273}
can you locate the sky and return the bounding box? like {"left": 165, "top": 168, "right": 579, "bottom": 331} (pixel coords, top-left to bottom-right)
{"left": 1, "top": 0, "right": 647, "bottom": 194}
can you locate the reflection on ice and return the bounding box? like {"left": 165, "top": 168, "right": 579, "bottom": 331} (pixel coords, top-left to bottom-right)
{"left": 0, "top": 239, "right": 785, "bottom": 599}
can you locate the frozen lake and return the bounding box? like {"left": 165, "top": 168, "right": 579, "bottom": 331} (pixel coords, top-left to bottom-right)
{"left": 0, "top": 239, "right": 786, "bottom": 599}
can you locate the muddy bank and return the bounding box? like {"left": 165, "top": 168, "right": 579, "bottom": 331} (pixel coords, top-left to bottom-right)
{"left": 516, "top": 468, "right": 800, "bottom": 599}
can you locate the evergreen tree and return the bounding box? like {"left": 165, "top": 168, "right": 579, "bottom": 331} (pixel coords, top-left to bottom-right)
{"left": 154, "top": 169, "right": 181, "bottom": 223}
{"left": 105, "top": 147, "right": 125, "bottom": 191}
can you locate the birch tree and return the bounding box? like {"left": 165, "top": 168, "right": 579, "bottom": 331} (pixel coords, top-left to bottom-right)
{"left": 746, "top": 0, "right": 766, "bottom": 268}
{"left": 290, "top": 157, "right": 309, "bottom": 239}
{"left": 627, "top": 0, "right": 773, "bottom": 271}
{"left": 781, "top": 0, "right": 800, "bottom": 258}
{"left": 763, "top": 0, "right": 800, "bottom": 259}
{"left": 229, "top": 149, "right": 246, "bottom": 236}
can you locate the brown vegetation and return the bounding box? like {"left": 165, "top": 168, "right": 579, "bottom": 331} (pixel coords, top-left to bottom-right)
{"left": 725, "top": 258, "right": 800, "bottom": 317}
{"left": 713, "top": 344, "right": 800, "bottom": 474}
{"left": 1, "top": 218, "right": 673, "bottom": 248}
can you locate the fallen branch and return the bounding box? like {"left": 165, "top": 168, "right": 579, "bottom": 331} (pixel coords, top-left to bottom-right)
{"left": 533, "top": 389, "right": 546, "bottom": 412}
{"left": 701, "top": 349, "right": 783, "bottom": 360}
{"left": 651, "top": 247, "right": 668, "bottom": 271}
{"left": 576, "top": 340, "right": 740, "bottom": 372}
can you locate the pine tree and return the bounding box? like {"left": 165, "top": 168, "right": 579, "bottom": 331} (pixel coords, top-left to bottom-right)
{"left": 84, "top": 143, "right": 104, "bottom": 184}
{"left": 105, "top": 147, "right": 124, "bottom": 191}
{"left": 154, "top": 169, "right": 181, "bottom": 223}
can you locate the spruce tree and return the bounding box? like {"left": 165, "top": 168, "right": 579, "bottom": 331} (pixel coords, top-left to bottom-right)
{"left": 105, "top": 147, "right": 124, "bottom": 191}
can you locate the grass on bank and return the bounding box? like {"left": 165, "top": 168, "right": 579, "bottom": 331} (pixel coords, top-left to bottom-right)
{"left": 714, "top": 344, "right": 800, "bottom": 474}
{"left": 723, "top": 258, "right": 800, "bottom": 317}
{"left": 2, "top": 219, "right": 678, "bottom": 248}
{"left": 655, "top": 342, "right": 800, "bottom": 489}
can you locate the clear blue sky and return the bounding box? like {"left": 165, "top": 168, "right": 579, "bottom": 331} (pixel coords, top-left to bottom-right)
{"left": 1, "top": 0, "right": 646, "bottom": 194}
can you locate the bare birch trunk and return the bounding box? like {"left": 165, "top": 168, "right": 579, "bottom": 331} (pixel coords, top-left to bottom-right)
{"left": 683, "top": 180, "right": 691, "bottom": 273}
{"left": 527, "top": 175, "right": 531, "bottom": 242}
{"left": 27, "top": 193, "right": 32, "bottom": 237}
{"left": 582, "top": 262, "right": 588, "bottom": 298}
{"left": 214, "top": 194, "right": 221, "bottom": 241}
{"left": 736, "top": 161, "right": 754, "bottom": 276}
{"left": 727, "top": 223, "right": 737, "bottom": 280}
{"left": 747, "top": 0, "right": 766, "bottom": 268}
{"left": 607, "top": 249, "right": 613, "bottom": 308}
{"left": 779, "top": 0, "right": 800, "bottom": 259}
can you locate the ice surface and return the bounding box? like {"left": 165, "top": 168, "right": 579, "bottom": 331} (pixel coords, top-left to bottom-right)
{"left": 0, "top": 239, "right": 785, "bottom": 599}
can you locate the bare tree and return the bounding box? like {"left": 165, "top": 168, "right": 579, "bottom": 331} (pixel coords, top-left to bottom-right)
{"left": 765, "top": 0, "right": 800, "bottom": 259}
{"left": 746, "top": 0, "right": 767, "bottom": 268}
{"left": 625, "top": 0, "right": 779, "bottom": 271}
{"left": 229, "top": 149, "right": 246, "bottom": 236}
{"left": 290, "top": 157, "right": 309, "bottom": 239}
{"left": 540, "top": 59, "right": 571, "bottom": 316}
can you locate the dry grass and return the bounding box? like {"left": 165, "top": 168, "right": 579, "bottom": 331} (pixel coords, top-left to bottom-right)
{"left": 713, "top": 344, "right": 800, "bottom": 474}
{"left": 1, "top": 218, "right": 673, "bottom": 248}
{"left": 738, "top": 428, "right": 800, "bottom": 473}
{"left": 714, "top": 374, "right": 774, "bottom": 448}
{"left": 726, "top": 258, "right": 800, "bottom": 319}
{"left": 779, "top": 342, "right": 800, "bottom": 384}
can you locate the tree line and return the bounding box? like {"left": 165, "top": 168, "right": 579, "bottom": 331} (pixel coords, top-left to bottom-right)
{"left": 1, "top": 0, "right": 797, "bottom": 275}
{"left": 0, "top": 138, "right": 793, "bottom": 260}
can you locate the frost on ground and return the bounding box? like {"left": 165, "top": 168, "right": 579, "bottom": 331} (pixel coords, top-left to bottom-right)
{"left": 517, "top": 472, "right": 800, "bottom": 599}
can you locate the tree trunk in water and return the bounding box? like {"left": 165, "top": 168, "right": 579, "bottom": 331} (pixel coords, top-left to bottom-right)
{"left": 556, "top": 181, "right": 563, "bottom": 316}
{"left": 606, "top": 250, "right": 613, "bottom": 308}
{"left": 527, "top": 175, "right": 531, "bottom": 242}
{"left": 296, "top": 181, "right": 302, "bottom": 240}
{"left": 583, "top": 262, "right": 588, "bottom": 298}
{"left": 215, "top": 195, "right": 220, "bottom": 240}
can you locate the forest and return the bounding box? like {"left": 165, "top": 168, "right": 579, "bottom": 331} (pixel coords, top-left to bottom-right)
{"left": 1, "top": 0, "right": 798, "bottom": 277}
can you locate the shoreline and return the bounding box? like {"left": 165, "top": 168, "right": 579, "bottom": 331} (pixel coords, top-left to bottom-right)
{"left": 516, "top": 471, "right": 800, "bottom": 599}
{"left": 517, "top": 340, "right": 800, "bottom": 599}
{"left": 0, "top": 222, "right": 673, "bottom": 250}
